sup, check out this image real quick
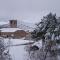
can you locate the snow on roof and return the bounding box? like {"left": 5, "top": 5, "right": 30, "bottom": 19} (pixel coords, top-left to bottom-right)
{"left": 0, "top": 28, "right": 33, "bottom": 33}
{"left": 0, "top": 21, "right": 9, "bottom": 26}
{"left": 0, "top": 28, "right": 23, "bottom": 32}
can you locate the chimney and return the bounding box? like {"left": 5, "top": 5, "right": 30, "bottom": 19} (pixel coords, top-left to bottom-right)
{"left": 9, "top": 20, "right": 17, "bottom": 28}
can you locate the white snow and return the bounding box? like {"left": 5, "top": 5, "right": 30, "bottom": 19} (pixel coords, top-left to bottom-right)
{"left": 57, "top": 45, "right": 60, "bottom": 49}
{"left": 57, "top": 55, "right": 60, "bottom": 60}
{"left": 51, "top": 33, "right": 55, "bottom": 40}
{"left": 0, "top": 21, "right": 9, "bottom": 26}
{"left": 45, "top": 32, "right": 50, "bottom": 36}
{"left": 32, "top": 40, "right": 42, "bottom": 49}
{"left": 9, "top": 45, "right": 28, "bottom": 60}
{"left": 4, "top": 38, "right": 34, "bottom": 60}
{"left": 0, "top": 28, "right": 23, "bottom": 32}
{"left": 4, "top": 38, "right": 33, "bottom": 45}
{"left": 55, "top": 36, "right": 59, "bottom": 40}
{"left": 0, "top": 28, "right": 33, "bottom": 32}
{"left": 54, "top": 28, "right": 58, "bottom": 31}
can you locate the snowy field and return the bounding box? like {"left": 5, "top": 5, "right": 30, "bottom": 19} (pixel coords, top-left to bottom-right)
{"left": 9, "top": 44, "right": 28, "bottom": 60}
{"left": 3, "top": 38, "right": 60, "bottom": 60}
{"left": 4, "top": 38, "right": 34, "bottom": 60}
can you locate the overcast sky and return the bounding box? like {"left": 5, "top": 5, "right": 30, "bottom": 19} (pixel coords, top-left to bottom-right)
{"left": 0, "top": 0, "right": 60, "bottom": 23}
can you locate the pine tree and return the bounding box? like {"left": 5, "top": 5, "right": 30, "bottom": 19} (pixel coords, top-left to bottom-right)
{"left": 31, "top": 13, "right": 59, "bottom": 60}
{"left": 31, "top": 13, "right": 57, "bottom": 41}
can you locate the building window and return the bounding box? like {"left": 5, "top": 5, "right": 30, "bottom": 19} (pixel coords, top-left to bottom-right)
{"left": 10, "top": 21, "right": 13, "bottom": 24}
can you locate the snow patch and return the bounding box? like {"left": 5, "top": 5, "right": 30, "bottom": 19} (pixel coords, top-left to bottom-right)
{"left": 32, "top": 40, "right": 42, "bottom": 49}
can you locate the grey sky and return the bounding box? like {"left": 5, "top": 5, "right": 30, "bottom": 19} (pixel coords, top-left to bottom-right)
{"left": 0, "top": 0, "right": 60, "bottom": 23}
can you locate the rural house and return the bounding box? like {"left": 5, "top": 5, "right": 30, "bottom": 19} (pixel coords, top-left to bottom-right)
{"left": 0, "top": 20, "right": 30, "bottom": 38}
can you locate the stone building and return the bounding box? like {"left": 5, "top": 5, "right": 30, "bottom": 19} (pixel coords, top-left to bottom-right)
{"left": 0, "top": 20, "right": 32, "bottom": 39}
{"left": 0, "top": 28, "right": 28, "bottom": 38}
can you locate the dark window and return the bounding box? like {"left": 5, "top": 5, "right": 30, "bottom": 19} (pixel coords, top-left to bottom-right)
{"left": 10, "top": 21, "right": 13, "bottom": 24}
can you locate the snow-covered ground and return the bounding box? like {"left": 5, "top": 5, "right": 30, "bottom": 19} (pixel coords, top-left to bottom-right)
{"left": 9, "top": 45, "right": 28, "bottom": 60}
{"left": 4, "top": 38, "right": 33, "bottom": 45}
{"left": 4, "top": 38, "right": 34, "bottom": 60}
{"left": 3, "top": 38, "right": 60, "bottom": 60}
